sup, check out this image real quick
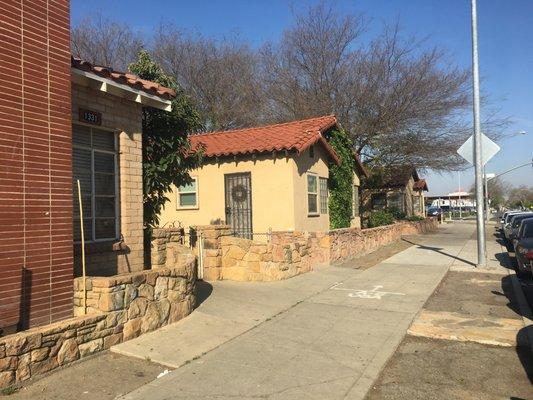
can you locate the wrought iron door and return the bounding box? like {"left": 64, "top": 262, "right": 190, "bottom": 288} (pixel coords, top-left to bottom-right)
{"left": 224, "top": 173, "right": 253, "bottom": 239}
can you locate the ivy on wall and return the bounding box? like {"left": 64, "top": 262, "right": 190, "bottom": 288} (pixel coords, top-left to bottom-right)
{"left": 327, "top": 129, "right": 355, "bottom": 229}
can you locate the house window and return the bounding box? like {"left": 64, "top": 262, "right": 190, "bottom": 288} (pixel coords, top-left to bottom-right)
{"left": 319, "top": 177, "right": 328, "bottom": 214}
{"left": 73, "top": 124, "right": 118, "bottom": 242}
{"left": 388, "top": 192, "right": 404, "bottom": 212}
{"left": 371, "top": 193, "right": 386, "bottom": 210}
{"left": 307, "top": 174, "right": 318, "bottom": 215}
{"left": 413, "top": 196, "right": 421, "bottom": 213}
{"left": 352, "top": 186, "right": 360, "bottom": 217}
{"left": 177, "top": 178, "right": 198, "bottom": 208}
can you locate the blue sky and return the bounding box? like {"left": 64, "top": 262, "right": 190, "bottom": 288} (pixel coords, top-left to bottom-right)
{"left": 71, "top": 0, "right": 533, "bottom": 195}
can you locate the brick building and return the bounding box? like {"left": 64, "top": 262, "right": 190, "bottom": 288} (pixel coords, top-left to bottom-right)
{"left": 0, "top": 0, "right": 175, "bottom": 333}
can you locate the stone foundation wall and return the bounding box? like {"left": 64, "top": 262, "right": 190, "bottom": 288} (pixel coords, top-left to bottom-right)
{"left": 327, "top": 218, "right": 438, "bottom": 263}
{"left": 219, "top": 233, "right": 320, "bottom": 282}
{"left": 204, "top": 219, "right": 438, "bottom": 282}
{"left": 0, "top": 243, "right": 196, "bottom": 389}
{"left": 150, "top": 227, "right": 192, "bottom": 269}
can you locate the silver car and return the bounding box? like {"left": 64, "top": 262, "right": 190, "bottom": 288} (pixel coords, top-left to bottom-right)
{"left": 504, "top": 212, "right": 533, "bottom": 241}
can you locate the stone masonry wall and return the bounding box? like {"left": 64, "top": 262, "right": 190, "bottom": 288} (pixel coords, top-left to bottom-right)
{"left": 150, "top": 227, "right": 193, "bottom": 270}
{"left": 206, "top": 219, "right": 438, "bottom": 282}
{"left": 0, "top": 247, "right": 196, "bottom": 389}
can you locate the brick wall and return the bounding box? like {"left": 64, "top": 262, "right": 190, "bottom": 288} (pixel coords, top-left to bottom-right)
{"left": 0, "top": 0, "right": 72, "bottom": 330}
{"left": 71, "top": 84, "right": 144, "bottom": 277}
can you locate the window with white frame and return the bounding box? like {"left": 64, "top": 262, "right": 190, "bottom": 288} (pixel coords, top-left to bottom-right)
{"left": 319, "top": 177, "right": 328, "bottom": 214}
{"left": 72, "top": 124, "right": 118, "bottom": 242}
{"left": 307, "top": 174, "right": 318, "bottom": 215}
{"left": 177, "top": 178, "right": 198, "bottom": 208}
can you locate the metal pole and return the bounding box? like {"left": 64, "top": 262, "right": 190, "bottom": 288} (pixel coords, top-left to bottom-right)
{"left": 484, "top": 170, "right": 489, "bottom": 223}
{"left": 471, "top": 0, "right": 486, "bottom": 266}
{"left": 458, "top": 171, "right": 463, "bottom": 219}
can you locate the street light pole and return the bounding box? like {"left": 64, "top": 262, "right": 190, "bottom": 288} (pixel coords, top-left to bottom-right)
{"left": 471, "top": 0, "right": 486, "bottom": 266}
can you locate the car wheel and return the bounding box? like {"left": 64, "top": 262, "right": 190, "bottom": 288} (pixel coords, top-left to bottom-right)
{"left": 516, "top": 259, "right": 533, "bottom": 280}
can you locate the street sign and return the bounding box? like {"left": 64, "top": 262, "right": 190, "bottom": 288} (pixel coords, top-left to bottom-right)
{"left": 457, "top": 134, "right": 500, "bottom": 166}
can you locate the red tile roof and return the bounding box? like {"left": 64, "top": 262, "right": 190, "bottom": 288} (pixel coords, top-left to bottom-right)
{"left": 71, "top": 56, "right": 176, "bottom": 100}
{"left": 413, "top": 179, "right": 429, "bottom": 191}
{"left": 190, "top": 115, "right": 341, "bottom": 165}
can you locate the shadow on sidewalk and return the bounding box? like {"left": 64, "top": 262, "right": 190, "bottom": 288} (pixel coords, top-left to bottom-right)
{"left": 195, "top": 280, "right": 213, "bottom": 308}
{"left": 500, "top": 273, "right": 533, "bottom": 385}
{"left": 402, "top": 238, "right": 476, "bottom": 267}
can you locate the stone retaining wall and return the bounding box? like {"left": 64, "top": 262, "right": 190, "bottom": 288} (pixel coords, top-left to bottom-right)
{"left": 328, "top": 219, "right": 437, "bottom": 263}
{"left": 0, "top": 242, "right": 196, "bottom": 389}
{"left": 205, "top": 219, "right": 438, "bottom": 282}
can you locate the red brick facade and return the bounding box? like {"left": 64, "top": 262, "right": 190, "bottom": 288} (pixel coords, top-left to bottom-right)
{"left": 0, "top": 0, "right": 73, "bottom": 330}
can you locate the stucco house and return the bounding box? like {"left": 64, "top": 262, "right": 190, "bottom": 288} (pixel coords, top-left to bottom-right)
{"left": 158, "top": 116, "right": 367, "bottom": 238}
{"left": 364, "top": 166, "right": 428, "bottom": 217}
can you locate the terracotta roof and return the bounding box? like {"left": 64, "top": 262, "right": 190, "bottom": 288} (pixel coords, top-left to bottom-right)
{"left": 413, "top": 179, "right": 429, "bottom": 191}
{"left": 71, "top": 56, "right": 176, "bottom": 100}
{"left": 189, "top": 115, "right": 340, "bottom": 165}
{"left": 376, "top": 166, "right": 423, "bottom": 189}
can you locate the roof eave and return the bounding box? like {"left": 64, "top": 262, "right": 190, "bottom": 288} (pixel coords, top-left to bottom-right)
{"left": 71, "top": 68, "right": 172, "bottom": 111}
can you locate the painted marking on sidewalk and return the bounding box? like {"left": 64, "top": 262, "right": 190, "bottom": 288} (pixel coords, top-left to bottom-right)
{"left": 329, "top": 282, "right": 406, "bottom": 299}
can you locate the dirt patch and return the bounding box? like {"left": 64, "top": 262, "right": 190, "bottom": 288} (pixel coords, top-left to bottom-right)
{"left": 424, "top": 271, "right": 522, "bottom": 320}
{"left": 336, "top": 239, "right": 413, "bottom": 270}
{"left": 4, "top": 352, "right": 166, "bottom": 400}
{"left": 365, "top": 336, "right": 533, "bottom": 400}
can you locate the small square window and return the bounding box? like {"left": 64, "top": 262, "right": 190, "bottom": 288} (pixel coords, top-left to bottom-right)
{"left": 177, "top": 178, "right": 198, "bottom": 209}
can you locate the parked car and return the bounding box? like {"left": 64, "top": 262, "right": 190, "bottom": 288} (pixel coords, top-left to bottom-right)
{"left": 504, "top": 212, "right": 533, "bottom": 241}
{"left": 508, "top": 213, "right": 533, "bottom": 243}
{"left": 427, "top": 207, "right": 443, "bottom": 217}
{"left": 514, "top": 217, "right": 533, "bottom": 278}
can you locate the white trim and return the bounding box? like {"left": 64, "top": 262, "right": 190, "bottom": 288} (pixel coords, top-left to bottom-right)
{"left": 176, "top": 177, "right": 199, "bottom": 210}
{"left": 307, "top": 173, "right": 319, "bottom": 216}
{"left": 73, "top": 124, "right": 120, "bottom": 243}
{"left": 71, "top": 68, "right": 172, "bottom": 111}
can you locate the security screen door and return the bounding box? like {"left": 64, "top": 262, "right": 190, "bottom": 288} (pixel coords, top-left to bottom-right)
{"left": 224, "top": 173, "right": 252, "bottom": 239}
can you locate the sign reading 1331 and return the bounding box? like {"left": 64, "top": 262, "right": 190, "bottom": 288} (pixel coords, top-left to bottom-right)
{"left": 79, "top": 108, "right": 102, "bottom": 126}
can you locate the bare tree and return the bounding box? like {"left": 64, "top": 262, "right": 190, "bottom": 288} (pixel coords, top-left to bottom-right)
{"left": 261, "top": 3, "right": 506, "bottom": 171}
{"left": 71, "top": 14, "right": 144, "bottom": 70}
{"left": 153, "top": 25, "right": 264, "bottom": 131}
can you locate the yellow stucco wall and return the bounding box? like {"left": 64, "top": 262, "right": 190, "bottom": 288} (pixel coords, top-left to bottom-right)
{"left": 158, "top": 146, "right": 364, "bottom": 234}
{"left": 292, "top": 146, "right": 330, "bottom": 232}
{"left": 158, "top": 153, "right": 297, "bottom": 235}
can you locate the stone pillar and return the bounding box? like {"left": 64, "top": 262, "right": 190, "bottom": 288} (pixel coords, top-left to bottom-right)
{"left": 193, "top": 225, "right": 231, "bottom": 281}
{"left": 150, "top": 228, "right": 186, "bottom": 269}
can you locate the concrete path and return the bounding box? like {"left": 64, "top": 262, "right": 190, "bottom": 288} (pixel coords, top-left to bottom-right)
{"left": 116, "top": 222, "right": 475, "bottom": 400}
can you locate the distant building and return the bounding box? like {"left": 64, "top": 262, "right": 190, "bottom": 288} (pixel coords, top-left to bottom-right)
{"left": 426, "top": 191, "right": 476, "bottom": 209}
{"left": 362, "top": 166, "right": 428, "bottom": 217}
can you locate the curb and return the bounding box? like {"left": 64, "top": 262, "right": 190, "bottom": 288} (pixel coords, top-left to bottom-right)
{"left": 508, "top": 269, "right": 533, "bottom": 355}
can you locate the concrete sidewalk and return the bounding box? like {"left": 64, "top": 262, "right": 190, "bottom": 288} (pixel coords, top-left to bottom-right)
{"left": 116, "top": 222, "right": 475, "bottom": 400}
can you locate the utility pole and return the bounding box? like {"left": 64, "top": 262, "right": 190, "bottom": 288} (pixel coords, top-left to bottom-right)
{"left": 471, "top": 0, "right": 486, "bottom": 266}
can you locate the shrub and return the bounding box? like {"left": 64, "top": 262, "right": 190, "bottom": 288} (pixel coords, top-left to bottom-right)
{"left": 368, "top": 210, "right": 395, "bottom": 228}
{"left": 386, "top": 207, "right": 407, "bottom": 220}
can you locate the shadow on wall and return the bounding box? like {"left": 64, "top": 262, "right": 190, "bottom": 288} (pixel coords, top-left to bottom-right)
{"left": 73, "top": 242, "right": 131, "bottom": 277}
